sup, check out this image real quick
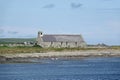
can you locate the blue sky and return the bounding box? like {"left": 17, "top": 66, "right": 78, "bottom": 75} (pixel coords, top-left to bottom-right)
{"left": 0, "top": 0, "right": 120, "bottom": 45}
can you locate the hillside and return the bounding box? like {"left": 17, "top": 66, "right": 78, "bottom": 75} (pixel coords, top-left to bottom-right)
{"left": 0, "top": 38, "right": 36, "bottom": 44}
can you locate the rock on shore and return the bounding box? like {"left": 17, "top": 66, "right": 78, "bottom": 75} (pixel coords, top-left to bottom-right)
{"left": 0, "top": 49, "right": 120, "bottom": 63}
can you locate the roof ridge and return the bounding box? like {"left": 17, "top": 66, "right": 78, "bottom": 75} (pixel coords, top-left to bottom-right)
{"left": 44, "top": 34, "right": 81, "bottom": 36}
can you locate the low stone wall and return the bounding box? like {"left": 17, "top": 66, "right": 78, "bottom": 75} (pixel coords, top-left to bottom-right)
{"left": 0, "top": 44, "right": 34, "bottom": 47}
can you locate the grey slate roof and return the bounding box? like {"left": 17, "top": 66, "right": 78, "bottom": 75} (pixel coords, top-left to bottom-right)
{"left": 42, "top": 34, "right": 85, "bottom": 42}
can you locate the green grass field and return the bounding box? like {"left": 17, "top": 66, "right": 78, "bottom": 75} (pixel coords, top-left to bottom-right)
{"left": 0, "top": 45, "right": 120, "bottom": 54}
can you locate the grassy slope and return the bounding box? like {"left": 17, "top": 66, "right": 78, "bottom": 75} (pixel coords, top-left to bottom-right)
{"left": 0, "top": 38, "right": 36, "bottom": 44}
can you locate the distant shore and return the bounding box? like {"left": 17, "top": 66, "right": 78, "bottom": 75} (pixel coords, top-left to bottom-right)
{"left": 0, "top": 49, "right": 120, "bottom": 63}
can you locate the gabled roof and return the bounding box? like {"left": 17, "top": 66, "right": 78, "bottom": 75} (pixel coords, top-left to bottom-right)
{"left": 42, "top": 34, "right": 85, "bottom": 42}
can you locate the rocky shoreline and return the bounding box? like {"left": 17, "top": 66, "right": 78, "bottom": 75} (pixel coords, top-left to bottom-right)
{"left": 0, "top": 49, "right": 120, "bottom": 63}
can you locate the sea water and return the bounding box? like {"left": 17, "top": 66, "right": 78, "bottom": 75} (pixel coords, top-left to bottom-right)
{"left": 0, "top": 57, "right": 120, "bottom": 80}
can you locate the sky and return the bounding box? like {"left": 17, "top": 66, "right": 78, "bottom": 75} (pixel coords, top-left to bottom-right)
{"left": 0, "top": 0, "right": 120, "bottom": 45}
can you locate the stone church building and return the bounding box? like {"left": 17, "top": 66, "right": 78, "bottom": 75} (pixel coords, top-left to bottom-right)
{"left": 36, "top": 31, "right": 86, "bottom": 48}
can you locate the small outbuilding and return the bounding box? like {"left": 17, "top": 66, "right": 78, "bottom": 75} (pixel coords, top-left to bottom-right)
{"left": 36, "top": 31, "right": 86, "bottom": 48}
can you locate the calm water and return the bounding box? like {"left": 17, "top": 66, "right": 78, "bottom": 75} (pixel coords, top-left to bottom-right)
{"left": 0, "top": 57, "right": 120, "bottom": 80}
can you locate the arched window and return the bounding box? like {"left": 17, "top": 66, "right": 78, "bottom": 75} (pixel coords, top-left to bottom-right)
{"left": 66, "top": 42, "right": 68, "bottom": 46}
{"left": 51, "top": 42, "right": 53, "bottom": 46}
{"left": 75, "top": 42, "right": 77, "bottom": 45}
{"left": 41, "top": 33, "right": 42, "bottom": 35}
{"left": 61, "top": 42, "right": 63, "bottom": 45}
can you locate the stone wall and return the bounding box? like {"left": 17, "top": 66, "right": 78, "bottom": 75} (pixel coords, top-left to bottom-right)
{"left": 40, "top": 42, "right": 86, "bottom": 48}
{"left": 0, "top": 44, "right": 34, "bottom": 47}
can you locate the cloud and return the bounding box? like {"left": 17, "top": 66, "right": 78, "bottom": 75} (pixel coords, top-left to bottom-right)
{"left": 107, "top": 21, "right": 120, "bottom": 30}
{"left": 24, "top": 34, "right": 36, "bottom": 38}
{"left": 43, "top": 4, "right": 55, "bottom": 8}
{"left": 0, "top": 29, "right": 4, "bottom": 34}
{"left": 99, "top": 8, "right": 120, "bottom": 10}
{"left": 71, "top": 3, "right": 83, "bottom": 9}
{"left": 8, "top": 31, "right": 18, "bottom": 34}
